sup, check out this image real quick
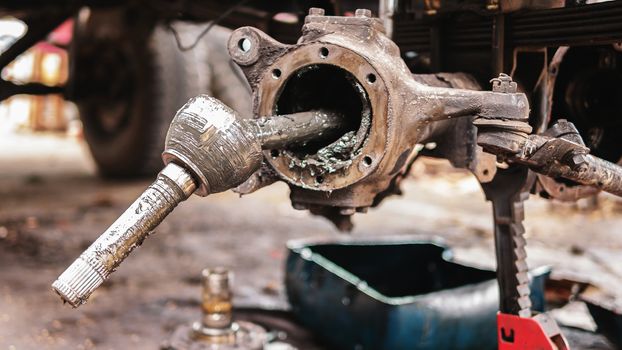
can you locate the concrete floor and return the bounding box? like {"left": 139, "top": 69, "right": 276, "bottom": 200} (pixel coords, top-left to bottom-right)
{"left": 0, "top": 132, "right": 621, "bottom": 349}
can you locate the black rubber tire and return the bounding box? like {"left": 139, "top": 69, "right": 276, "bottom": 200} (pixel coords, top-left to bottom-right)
{"left": 76, "top": 23, "right": 204, "bottom": 177}
{"left": 170, "top": 22, "right": 252, "bottom": 115}
{"left": 76, "top": 19, "right": 249, "bottom": 178}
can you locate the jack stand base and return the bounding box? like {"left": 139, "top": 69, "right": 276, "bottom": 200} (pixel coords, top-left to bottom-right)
{"left": 498, "top": 313, "right": 570, "bottom": 350}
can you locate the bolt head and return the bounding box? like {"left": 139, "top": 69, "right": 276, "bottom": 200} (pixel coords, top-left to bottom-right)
{"left": 308, "top": 7, "right": 325, "bottom": 16}
{"left": 568, "top": 152, "right": 590, "bottom": 173}
{"left": 571, "top": 153, "right": 586, "bottom": 164}
{"left": 490, "top": 73, "right": 517, "bottom": 93}
{"left": 355, "top": 9, "right": 372, "bottom": 17}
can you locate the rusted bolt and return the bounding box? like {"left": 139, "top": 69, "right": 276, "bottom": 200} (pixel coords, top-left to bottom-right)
{"left": 490, "top": 73, "right": 517, "bottom": 93}
{"left": 308, "top": 7, "right": 325, "bottom": 16}
{"left": 355, "top": 9, "right": 372, "bottom": 18}
{"left": 571, "top": 154, "right": 587, "bottom": 166}
{"left": 199, "top": 268, "right": 233, "bottom": 330}
{"left": 569, "top": 153, "right": 589, "bottom": 172}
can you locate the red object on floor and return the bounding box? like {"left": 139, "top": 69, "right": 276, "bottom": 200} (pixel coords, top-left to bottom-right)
{"left": 498, "top": 313, "right": 570, "bottom": 350}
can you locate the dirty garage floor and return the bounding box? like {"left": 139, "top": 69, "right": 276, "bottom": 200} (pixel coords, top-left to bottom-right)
{"left": 0, "top": 132, "right": 621, "bottom": 349}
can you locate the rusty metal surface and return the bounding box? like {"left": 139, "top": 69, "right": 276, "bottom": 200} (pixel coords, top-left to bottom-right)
{"left": 53, "top": 96, "right": 344, "bottom": 307}
{"left": 482, "top": 166, "right": 534, "bottom": 317}
{"left": 166, "top": 267, "right": 270, "bottom": 350}
{"left": 227, "top": 9, "right": 530, "bottom": 228}
{"left": 163, "top": 95, "right": 344, "bottom": 197}
{"left": 162, "top": 95, "right": 264, "bottom": 197}
{"left": 223, "top": 10, "right": 622, "bottom": 331}
{"left": 197, "top": 268, "right": 235, "bottom": 333}
{"left": 477, "top": 116, "right": 622, "bottom": 197}
{"left": 256, "top": 110, "right": 345, "bottom": 150}
{"left": 49, "top": 9, "right": 622, "bottom": 348}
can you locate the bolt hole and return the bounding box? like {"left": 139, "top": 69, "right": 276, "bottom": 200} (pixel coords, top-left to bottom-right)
{"left": 362, "top": 156, "right": 372, "bottom": 166}
{"left": 238, "top": 38, "right": 252, "bottom": 53}
{"left": 319, "top": 47, "right": 329, "bottom": 58}
{"left": 366, "top": 74, "right": 376, "bottom": 84}
{"left": 483, "top": 169, "right": 489, "bottom": 176}
{"left": 272, "top": 69, "right": 282, "bottom": 79}
{"left": 316, "top": 175, "right": 324, "bottom": 184}
{"left": 559, "top": 187, "right": 565, "bottom": 192}
{"left": 270, "top": 150, "right": 279, "bottom": 158}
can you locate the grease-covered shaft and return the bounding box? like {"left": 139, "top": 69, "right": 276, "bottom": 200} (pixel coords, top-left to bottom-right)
{"left": 51, "top": 96, "right": 347, "bottom": 308}
{"left": 255, "top": 110, "right": 344, "bottom": 149}
{"left": 52, "top": 163, "right": 196, "bottom": 307}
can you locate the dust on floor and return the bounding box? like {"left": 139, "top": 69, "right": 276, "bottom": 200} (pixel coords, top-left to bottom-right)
{"left": 1, "top": 133, "right": 620, "bottom": 349}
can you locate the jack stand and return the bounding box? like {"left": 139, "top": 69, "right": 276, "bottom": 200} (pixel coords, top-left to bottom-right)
{"left": 482, "top": 167, "right": 570, "bottom": 350}
{"left": 498, "top": 313, "right": 569, "bottom": 350}
{"left": 165, "top": 268, "right": 267, "bottom": 350}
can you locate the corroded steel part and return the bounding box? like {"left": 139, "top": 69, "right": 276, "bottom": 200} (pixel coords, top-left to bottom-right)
{"left": 520, "top": 135, "right": 622, "bottom": 197}
{"left": 52, "top": 162, "right": 197, "bottom": 307}
{"left": 162, "top": 95, "right": 345, "bottom": 196}
{"left": 197, "top": 268, "right": 234, "bottom": 332}
{"left": 53, "top": 96, "right": 344, "bottom": 307}
{"left": 476, "top": 115, "right": 622, "bottom": 197}
{"left": 167, "top": 267, "right": 267, "bottom": 350}
{"left": 162, "top": 95, "right": 264, "bottom": 197}
{"left": 257, "top": 109, "right": 344, "bottom": 150}
{"left": 227, "top": 11, "right": 529, "bottom": 219}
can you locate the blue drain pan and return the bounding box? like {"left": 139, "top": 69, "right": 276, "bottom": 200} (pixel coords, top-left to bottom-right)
{"left": 285, "top": 238, "right": 549, "bottom": 350}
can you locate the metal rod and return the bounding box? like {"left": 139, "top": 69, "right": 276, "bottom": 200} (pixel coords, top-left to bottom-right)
{"left": 192, "top": 268, "right": 236, "bottom": 340}
{"left": 200, "top": 268, "right": 233, "bottom": 330}
{"left": 52, "top": 163, "right": 197, "bottom": 307}
{"left": 52, "top": 102, "right": 345, "bottom": 307}
{"left": 534, "top": 153, "right": 622, "bottom": 197}
{"left": 255, "top": 110, "right": 345, "bottom": 150}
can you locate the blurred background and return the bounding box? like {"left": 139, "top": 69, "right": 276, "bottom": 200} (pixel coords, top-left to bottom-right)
{"left": 1, "top": 18, "right": 77, "bottom": 135}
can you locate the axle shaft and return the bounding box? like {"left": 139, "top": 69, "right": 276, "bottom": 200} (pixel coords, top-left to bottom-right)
{"left": 52, "top": 163, "right": 196, "bottom": 307}
{"left": 52, "top": 96, "right": 345, "bottom": 307}
{"left": 256, "top": 110, "right": 343, "bottom": 149}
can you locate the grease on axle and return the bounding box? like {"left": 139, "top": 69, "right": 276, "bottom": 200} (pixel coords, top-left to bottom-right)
{"left": 52, "top": 96, "right": 344, "bottom": 307}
